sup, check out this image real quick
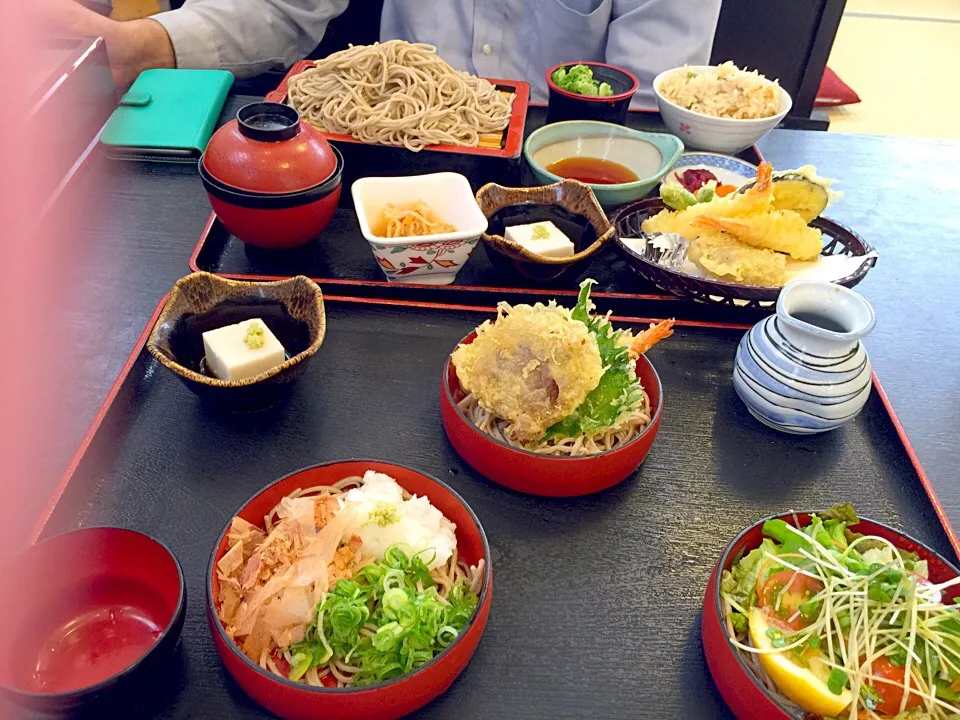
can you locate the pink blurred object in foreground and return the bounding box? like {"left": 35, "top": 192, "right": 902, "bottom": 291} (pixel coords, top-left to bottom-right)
{"left": 0, "top": 8, "right": 101, "bottom": 556}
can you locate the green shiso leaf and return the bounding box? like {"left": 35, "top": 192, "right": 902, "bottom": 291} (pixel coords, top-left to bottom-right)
{"left": 547, "top": 279, "right": 642, "bottom": 438}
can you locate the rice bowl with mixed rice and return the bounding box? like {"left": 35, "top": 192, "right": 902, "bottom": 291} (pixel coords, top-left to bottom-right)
{"left": 657, "top": 62, "right": 782, "bottom": 120}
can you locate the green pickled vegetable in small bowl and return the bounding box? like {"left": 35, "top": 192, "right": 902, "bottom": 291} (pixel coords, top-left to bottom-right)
{"left": 550, "top": 64, "right": 614, "bottom": 97}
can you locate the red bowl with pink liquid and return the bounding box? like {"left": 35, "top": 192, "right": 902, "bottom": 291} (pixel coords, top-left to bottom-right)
{"left": 0, "top": 527, "right": 186, "bottom": 712}
{"left": 206, "top": 459, "right": 492, "bottom": 720}
{"left": 702, "top": 512, "right": 960, "bottom": 719}
{"left": 440, "top": 331, "right": 663, "bottom": 497}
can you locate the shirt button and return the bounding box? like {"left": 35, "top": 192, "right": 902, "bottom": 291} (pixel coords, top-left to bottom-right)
{"left": 481, "top": 43, "right": 492, "bottom": 55}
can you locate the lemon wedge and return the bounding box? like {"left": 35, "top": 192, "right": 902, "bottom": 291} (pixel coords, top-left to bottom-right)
{"left": 748, "top": 607, "right": 853, "bottom": 717}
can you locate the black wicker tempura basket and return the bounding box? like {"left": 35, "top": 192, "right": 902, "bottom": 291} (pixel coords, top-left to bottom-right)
{"left": 612, "top": 198, "right": 877, "bottom": 310}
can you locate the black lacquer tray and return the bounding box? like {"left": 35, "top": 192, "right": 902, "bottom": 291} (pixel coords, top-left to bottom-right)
{"left": 17, "top": 296, "right": 957, "bottom": 720}
{"left": 189, "top": 109, "right": 768, "bottom": 322}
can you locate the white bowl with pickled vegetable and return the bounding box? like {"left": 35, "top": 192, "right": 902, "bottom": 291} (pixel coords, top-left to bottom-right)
{"left": 702, "top": 507, "right": 960, "bottom": 719}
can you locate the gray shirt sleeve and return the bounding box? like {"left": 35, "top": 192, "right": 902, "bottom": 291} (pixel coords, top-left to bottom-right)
{"left": 605, "top": 0, "right": 723, "bottom": 107}
{"left": 151, "top": 0, "right": 349, "bottom": 77}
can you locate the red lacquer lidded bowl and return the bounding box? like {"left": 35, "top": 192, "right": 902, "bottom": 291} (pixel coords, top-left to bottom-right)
{"left": 203, "top": 102, "right": 337, "bottom": 194}
{"left": 199, "top": 102, "right": 344, "bottom": 250}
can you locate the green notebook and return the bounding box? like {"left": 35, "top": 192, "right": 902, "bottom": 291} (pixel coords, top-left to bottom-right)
{"left": 101, "top": 69, "right": 234, "bottom": 161}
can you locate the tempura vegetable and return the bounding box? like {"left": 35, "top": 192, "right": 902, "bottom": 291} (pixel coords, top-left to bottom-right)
{"left": 546, "top": 281, "right": 647, "bottom": 439}
{"left": 688, "top": 232, "right": 787, "bottom": 286}
{"left": 452, "top": 281, "right": 673, "bottom": 454}
{"left": 642, "top": 162, "right": 839, "bottom": 285}
{"left": 643, "top": 162, "right": 776, "bottom": 239}
{"left": 451, "top": 298, "right": 605, "bottom": 442}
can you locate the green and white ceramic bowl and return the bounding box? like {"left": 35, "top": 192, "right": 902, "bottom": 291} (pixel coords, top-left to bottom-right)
{"left": 524, "top": 120, "right": 683, "bottom": 208}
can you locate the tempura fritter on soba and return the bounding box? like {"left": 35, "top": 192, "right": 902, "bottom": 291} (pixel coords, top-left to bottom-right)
{"left": 451, "top": 302, "right": 604, "bottom": 443}
{"left": 450, "top": 281, "right": 674, "bottom": 457}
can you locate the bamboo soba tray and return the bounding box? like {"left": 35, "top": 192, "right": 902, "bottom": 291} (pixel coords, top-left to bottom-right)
{"left": 19, "top": 294, "right": 957, "bottom": 719}
{"left": 265, "top": 61, "right": 531, "bottom": 205}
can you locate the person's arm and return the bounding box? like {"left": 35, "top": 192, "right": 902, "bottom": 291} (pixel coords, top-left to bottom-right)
{"left": 34, "top": 0, "right": 348, "bottom": 86}
{"left": 150, "top": 0, "right": 349, "bottom": 79}
{"left": 605, "top": 0, "right": 722, "bottom": 108}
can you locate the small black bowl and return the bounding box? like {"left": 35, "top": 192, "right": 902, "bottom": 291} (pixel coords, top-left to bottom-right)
{"left": 545, "top": 61, "right": 639, "bottom": 125}
{"left": 0, "top": 528, "right": 186, "bottom": 713}
{"left": 147, "top": 272, "right": 326, "bottom": 412}
{"left": 475, "top": 179, "right": 616, "bottom": 284}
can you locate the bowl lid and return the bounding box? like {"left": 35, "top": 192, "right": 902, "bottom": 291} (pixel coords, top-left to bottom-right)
{"left": 202, "top": 102, "right": 337, "bottom": 193}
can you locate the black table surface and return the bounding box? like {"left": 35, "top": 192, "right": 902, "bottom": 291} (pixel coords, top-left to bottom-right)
{"left": 32, "top": 99, "right": 960, "bottom": 574}
{"left": 15, "top": 303, "right": 953, "bottom": 720}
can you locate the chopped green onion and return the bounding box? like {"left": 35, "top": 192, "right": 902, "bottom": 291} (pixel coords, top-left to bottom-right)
{"left": 827, "top": 668, "right": 848, "bottom": 695}
{"left": 766, "top": 628, "right": 787, "bottom": 648}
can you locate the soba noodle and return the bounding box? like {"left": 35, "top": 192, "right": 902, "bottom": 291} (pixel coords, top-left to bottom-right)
{"left": 243, "top": 475, "right": 484, "bottom": 689}
{"left": 457, "top": 390, "right": 653, "bottom": 457}
{"left": 287, "top": 41, "right": 513, "bottom": 151}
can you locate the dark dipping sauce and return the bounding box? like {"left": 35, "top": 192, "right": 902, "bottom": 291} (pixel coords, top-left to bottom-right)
{"left": 790, "top": 311, "right": 849, "bottom": 333}
{"left": 167, "top": 298, "right": 309, "bottom": 377}
{"left": 545, "top": 157, "right": 639, "bottom": 184}
{"left": 487, "top": 203, "right": 597, "bottom": 253}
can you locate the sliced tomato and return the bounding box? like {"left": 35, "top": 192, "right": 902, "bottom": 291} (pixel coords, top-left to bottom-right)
{"left": 865, "top": 656, "right": 922, "bottom": 716}
{"left": 758, "top": 570, "right": 824, "bottom": 630}
{"left": 754, "top": 553, "right": 805, "bottom": 601}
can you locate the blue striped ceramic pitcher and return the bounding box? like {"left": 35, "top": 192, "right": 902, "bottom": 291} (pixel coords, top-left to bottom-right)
{"left": 733, "top": 280, "right": 876, "bottom": 434}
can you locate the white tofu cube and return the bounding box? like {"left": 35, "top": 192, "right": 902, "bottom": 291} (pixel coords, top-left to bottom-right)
{"left": 504, "top": 221, "right": 575, "bottom": 258}
{"left": 202, "top": 318, "right": 286, "bottom": 382}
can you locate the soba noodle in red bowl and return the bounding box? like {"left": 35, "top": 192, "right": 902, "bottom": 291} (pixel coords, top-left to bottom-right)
{"left": 440, "top": 280, "right": 666, "bottom": 497}
{"left": 206, "top": 460, "right": 491, "bottom": 720}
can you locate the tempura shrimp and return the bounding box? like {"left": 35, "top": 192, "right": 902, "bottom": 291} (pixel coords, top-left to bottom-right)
{"left": 709, "top": 160, "right": 774, "bottom": 218}
{"left": 631, "top": 319, "right": 675, "bottom": 355}
{"left": 641, "top": 162, "right": 775, "bottom": 239}
{"left": 692, "top": 211, "right": 823, "bottom": 261}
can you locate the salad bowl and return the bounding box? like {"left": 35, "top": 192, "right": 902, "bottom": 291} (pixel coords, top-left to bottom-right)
{"left": 702, "top": 510, "right": 960, "bottom": 719}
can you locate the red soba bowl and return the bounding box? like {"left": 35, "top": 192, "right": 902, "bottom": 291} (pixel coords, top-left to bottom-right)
{"left": 0, "top": 528, "right": 186, "bottom": 713}
{"left": 440, "top": 331, "right": 663, "bottom": 497}
{"left": 702, "top": 512, "right": 960, "bottom": 719}
{"left": 206, "top": 460, "right": 492, "bottom": 720}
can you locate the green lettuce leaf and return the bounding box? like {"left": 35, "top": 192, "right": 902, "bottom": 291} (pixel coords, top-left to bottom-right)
{"left": 720, "top": 537, "right": 778, "bottom": 609}
{"left": 547, "top": 279, "right": 642, "bottom": 438}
